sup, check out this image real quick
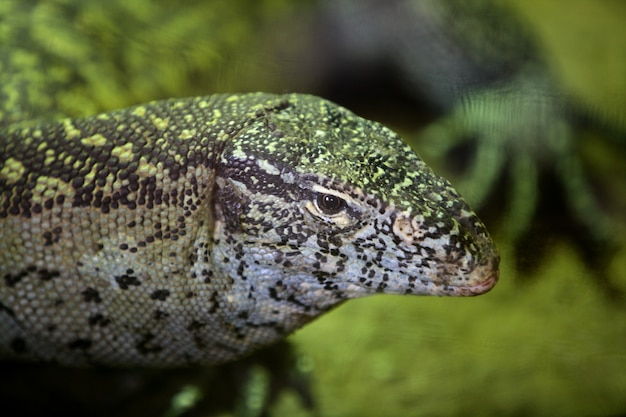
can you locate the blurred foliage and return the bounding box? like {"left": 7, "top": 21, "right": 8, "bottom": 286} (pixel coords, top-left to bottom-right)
{"left": 0, "top": 0, "right": 310, "bottom": 126}
{"left": 1, "top": 0, "right": 625, "bottom": 416}
{"left": 509, "top": 0, "right": 626, "bottom": 128}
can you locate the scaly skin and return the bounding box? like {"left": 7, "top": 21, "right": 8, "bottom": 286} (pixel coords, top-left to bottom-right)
{"left": 0, "top": 93, "right": 498, "bottom": 366}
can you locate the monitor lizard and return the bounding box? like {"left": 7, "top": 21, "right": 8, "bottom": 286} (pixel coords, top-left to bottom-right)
{"left": 0, "top": 93, "right": 499, "bottom": 367}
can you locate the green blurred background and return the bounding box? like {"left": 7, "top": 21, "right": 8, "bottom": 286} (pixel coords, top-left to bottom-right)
{"left": 1, "top": 0, "right": 624, "bottom": 416}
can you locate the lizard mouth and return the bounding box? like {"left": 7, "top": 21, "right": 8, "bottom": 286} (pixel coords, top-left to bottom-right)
{"left": 454, "top": 271, "right": 499, "bottom": 296}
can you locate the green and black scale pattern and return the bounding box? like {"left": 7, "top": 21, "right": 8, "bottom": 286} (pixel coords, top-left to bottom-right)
{"left": 1, "top": 93, "right": 498, "bottom": 366}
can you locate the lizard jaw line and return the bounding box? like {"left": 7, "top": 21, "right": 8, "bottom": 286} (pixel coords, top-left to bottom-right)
{"left": 452, "top": 271, "right": 499, "bottom": 296}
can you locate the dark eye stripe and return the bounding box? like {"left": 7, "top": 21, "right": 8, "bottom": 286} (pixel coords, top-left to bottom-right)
{"left": 316, "top": 193, "right": 346, "bottom": 215}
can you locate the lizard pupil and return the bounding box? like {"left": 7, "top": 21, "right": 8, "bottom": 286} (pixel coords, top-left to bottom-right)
{"left": 317, "top": 193, "right": 346, "bottom": 215}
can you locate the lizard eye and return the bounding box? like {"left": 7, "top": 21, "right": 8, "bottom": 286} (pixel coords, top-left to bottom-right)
{"left": 316, "top": 193, "right": 346, "bottom": 215}
{"left": 303, "top": 185, "right": 365, "bottom": 230}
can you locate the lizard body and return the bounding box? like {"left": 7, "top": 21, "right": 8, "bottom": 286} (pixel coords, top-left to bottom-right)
{"left": 0, "top": 93, "right": 498, "bottom": 367}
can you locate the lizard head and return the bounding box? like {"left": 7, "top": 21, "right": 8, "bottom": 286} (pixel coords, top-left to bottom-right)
{"left": 212, "top": 93, "right": 499, "bottom": 317}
